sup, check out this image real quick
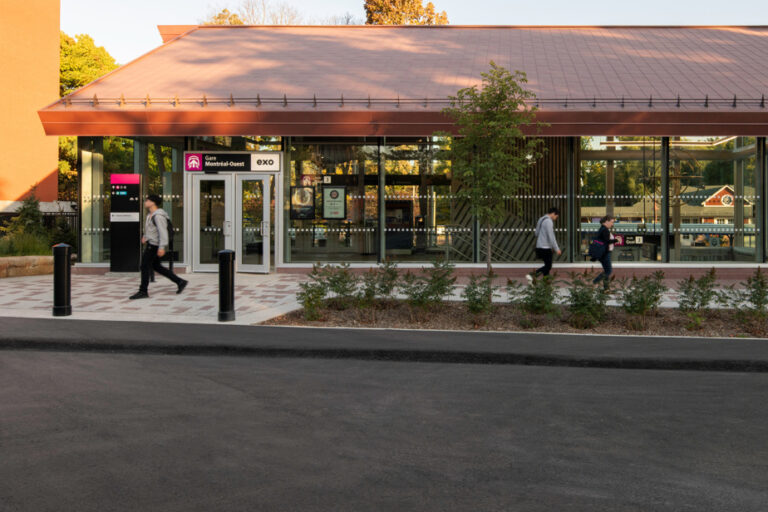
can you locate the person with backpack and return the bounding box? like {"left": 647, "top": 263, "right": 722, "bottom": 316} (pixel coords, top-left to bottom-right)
{"left": 130, "top": 194, "right": 187, "bottom": 300}
{"left": 591, "top": 215, "right": 618, "bottom": 289}
{"left": 528, "top": 207, "right": 561, "bottom": 281}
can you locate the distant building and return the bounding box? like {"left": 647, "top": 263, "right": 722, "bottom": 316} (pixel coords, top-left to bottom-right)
{"left": 0, "top": 0, "right": 60, "bottom": 211}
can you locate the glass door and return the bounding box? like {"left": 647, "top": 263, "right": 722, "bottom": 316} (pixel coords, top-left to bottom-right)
{"left": 236, "top": 175, "right": 271, "bottom": 273}
{"left": 193, "top": 175, "right": 233, "bottom": 272}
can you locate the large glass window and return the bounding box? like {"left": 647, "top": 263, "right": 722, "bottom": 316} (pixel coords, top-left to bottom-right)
{"left": 80, "top": 137, "right": 134, "bottom": 263}
{"left": 669, "top": 137, "right": 759, "bottom": 262}
{"left": 483, "top": 137, "right": 570, "bottom": 263}
{"left": 286, "top": 140, "right": 379, "bottom": 262}
{"left": 381, "top": 138, "right": 469, "bottom": 262}
{"left": 579, "top": 137, "right": 663, "bottom": 262}
{"left": 144, "top": 141, "right": 185, "bottom": 263}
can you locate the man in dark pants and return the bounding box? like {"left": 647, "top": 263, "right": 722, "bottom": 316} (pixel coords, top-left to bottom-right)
{"left": 528, "top": 207, "right": 561, "bottom": 282}
{"left": 130, "top": 194, "right": 187, "bottom": 300}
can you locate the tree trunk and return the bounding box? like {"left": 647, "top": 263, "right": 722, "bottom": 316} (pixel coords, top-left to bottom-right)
{"left": 486, "top": 219, "right": 493, "bottom": 273}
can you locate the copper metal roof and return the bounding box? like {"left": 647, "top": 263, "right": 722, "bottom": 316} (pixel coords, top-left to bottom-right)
{"left": 39, "top": 25, "right": 768, "bottom": 136}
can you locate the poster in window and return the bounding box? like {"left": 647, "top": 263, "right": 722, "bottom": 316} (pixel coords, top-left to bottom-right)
{"left": 323, "top": 186, "right": 346, "bottom": 220}
{"left": 290, "top": 186, "right": 315, "bottom": 220}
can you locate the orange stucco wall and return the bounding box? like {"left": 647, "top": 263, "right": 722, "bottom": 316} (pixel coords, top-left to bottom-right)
{"left": 0, "top": 0, "right": 60, "bottom": 202}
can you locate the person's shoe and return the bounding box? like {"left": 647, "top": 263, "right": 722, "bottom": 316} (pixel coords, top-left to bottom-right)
{"left": 525, "top": 273, "right": 534, "bottom": 284}
{"left": 129, "top": 291, "right": 149, "bottom": 300}
{"left": 176, "top": 279, "right": 188, "bottom": 295}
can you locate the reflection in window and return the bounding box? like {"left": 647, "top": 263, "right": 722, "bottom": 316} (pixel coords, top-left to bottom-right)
{"left": 579, "top": 137, "right": 663, "bottom": 262}
{"left": 382, "top": 138, "right": 468, "bottom": 262}
{"left": 669, "top": 137, "right": 758, "bottom": 262}
{"left": 286, "top": 142, "right": 379, "bottom": 262}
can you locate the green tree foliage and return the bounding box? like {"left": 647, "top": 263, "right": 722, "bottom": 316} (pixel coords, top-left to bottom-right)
{"left": 59, "top": 32, "right": 118, "bottom": 96}
{"left": 365, "top": 0, "right": 448, "bottom": 24}
{"left": 58, "top": 136, "right": 78, "bottom": 202}
{"left": 1, "top": 192, "right": 46, "bottom": 238}
{"left": 59, "top": 32, "right": 119, "bottom": 201}
{"left": 441, "top": 62, "right": 546, "bottom": 271}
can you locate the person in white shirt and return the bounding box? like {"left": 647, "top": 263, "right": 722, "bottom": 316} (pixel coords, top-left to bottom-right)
{"left": 528, "top": 207, "right": 561, "bottom": 281}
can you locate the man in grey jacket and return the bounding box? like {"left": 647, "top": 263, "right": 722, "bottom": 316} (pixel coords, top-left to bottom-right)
{"left": 130, "top": 194, "right": 187, "bottom": 300}
{"left": 528, "top": 207, "right": 561, "bottom": 281}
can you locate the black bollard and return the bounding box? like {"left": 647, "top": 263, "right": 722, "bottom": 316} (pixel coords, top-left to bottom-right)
{"left": 218, "top": 249, "right": 235, "bottom": 322}
{"left": 52, "top": 243, "right": 72, "bottom": 317}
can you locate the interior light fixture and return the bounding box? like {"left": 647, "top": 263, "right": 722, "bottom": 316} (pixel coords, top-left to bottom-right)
{"left": 599, "top": 136, "right": 738, "bottom": 148}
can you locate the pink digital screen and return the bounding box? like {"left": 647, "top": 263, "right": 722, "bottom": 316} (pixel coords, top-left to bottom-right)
{"left": 110, "top": 174, "right": 141, "bottom": 185}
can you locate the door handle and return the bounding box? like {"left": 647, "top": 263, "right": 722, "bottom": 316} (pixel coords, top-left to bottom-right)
{"left": 261, "top": 221, "right": 269, "bottom": 236}
{"left": 223, "top": 220, "right": 232, "bottom": 236}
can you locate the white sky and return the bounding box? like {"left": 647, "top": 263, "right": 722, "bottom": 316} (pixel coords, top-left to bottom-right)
{"left": 61, "top": 0, "right": 768, "bottom": 64}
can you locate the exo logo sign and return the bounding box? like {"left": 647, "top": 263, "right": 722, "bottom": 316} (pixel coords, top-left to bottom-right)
{"left": 184, "top": 153, "right": 203, "bottom": 171}
{"left": 250, "top": 153, "right": 281, "bottom": 171}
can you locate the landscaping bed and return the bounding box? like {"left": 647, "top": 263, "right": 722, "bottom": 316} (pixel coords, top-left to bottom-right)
{"left": 264, "top": 302, "right": 751, "bottom": 338}
{"left": 265, "top": 262, "right": 768, "bottom": 338}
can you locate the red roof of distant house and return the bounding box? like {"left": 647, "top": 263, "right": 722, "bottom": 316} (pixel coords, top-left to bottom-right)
{"left": 39, "top": 25, "right": 768, "bottom": 136}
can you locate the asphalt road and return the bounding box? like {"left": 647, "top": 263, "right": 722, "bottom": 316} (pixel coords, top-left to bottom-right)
{"left": 1, "top": 351, "right": 767, "bottom": 512}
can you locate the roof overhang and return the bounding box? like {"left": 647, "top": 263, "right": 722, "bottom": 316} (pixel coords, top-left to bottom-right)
{"left": 37, "top": 109, "right": 768, "bottom": 137}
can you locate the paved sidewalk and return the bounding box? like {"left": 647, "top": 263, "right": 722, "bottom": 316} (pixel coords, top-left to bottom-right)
{"left": 0, "top": 273, "right": 303, "bottom": 326}
{"left": 0, "top": 271, "right": 740, "bottom": 326}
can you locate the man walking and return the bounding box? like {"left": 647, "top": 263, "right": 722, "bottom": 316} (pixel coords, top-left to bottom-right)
{"left": 528, "top": 207, "right": 561, "bottom": 281}
{"left": 130, "top": 194, "right": 187, "bottom": 300}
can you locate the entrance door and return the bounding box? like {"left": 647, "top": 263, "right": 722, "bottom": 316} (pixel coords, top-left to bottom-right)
{"left": 193, "top": 175, "right": 232, "bottom": 272}
{"left": 192, "top": 174, "right": 272, "bottom": 273}
{"left": 236, "top": 175, "right": 271, "bottom": 273}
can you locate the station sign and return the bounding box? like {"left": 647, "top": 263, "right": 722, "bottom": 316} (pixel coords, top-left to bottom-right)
{"left": 109, "top": 173, "right": 141, "bottom": 272}
{"left": 184, "top": 152, "right": 281, "bottom": 173}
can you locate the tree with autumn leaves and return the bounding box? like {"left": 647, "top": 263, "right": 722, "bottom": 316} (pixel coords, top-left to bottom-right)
{"left": 365, "top": 0, "right": 448, "bottom": 25}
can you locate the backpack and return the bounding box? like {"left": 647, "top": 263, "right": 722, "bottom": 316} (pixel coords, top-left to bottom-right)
{"left": 588, "top": 239, "right": 606, "bottom": 262}
{"left": 152, "top": 213, "right": 175, "bottom": 270}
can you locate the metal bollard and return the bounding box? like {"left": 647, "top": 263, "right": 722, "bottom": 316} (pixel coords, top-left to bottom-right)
{"left": 218, "top": 249, "right": 235, "bottom": 322}
{"left": 52, "top": 243, "right": 72, "bottom": 317}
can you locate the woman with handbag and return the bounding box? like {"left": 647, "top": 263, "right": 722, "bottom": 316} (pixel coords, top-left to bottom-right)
{"left": 592, "top": 215, "right": 617, "bottom": 288}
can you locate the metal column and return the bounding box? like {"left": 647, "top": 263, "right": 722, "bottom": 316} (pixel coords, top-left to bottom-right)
{"left": 660, "top": 137, "right": 670, "bottom": 263}
{"left": 757, "top": 137, "right": 766, "bottom": 262}
{"left": 378, "top": 139, "right": 387, "bottom": 262}
{"left": 566, "top": 136, "right": 578, "bottom": 263}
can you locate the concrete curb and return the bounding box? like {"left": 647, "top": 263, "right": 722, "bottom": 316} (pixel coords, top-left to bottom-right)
{"left": 2, "top": 317, "right": 768, "bottom": 373}
{"left": 2, "top": 337, "right": 768, "bottom": 372}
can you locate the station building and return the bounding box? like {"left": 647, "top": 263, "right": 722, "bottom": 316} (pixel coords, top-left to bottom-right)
{"left": 38, "top": 25, "right": 768, "bottom": 273}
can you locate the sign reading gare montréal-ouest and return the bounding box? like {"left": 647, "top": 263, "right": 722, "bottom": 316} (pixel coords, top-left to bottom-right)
{"left": 183, "top": 152, "right": 281, "bottom": 173}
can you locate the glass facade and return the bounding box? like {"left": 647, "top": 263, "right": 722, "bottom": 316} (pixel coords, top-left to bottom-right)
{"left": 78, "top": 137, "right": 185, "bottom": 264}
{"left": 579, "top": 137, "right": 664, "bottom": 262}
{"left": 382, "top": 139, "right": 469, "bottom": 262}
{"left": 285, "top": 139, "right": 379, "bottom": 262}
{"left": 668, "top": 137, "right": 759, "bottom": 262}
{"left": 77, "top": 135, "right": 767, "bottom": 268}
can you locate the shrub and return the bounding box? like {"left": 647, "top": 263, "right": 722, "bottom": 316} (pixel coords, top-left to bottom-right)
{"left": 677, "top": 269, "right": 718, "bottom": 331}
{"left": 718, "top": 268, "right": 768, "bottom": 335}
{"left": 356, "top": 269, "right": 378, "bottom": 309}
{"left": 677, "top": 269, "right": 718, "bottom": 313}
{"left": 519, "top": 274, "right": 559, "bottom": 316}
{"left": 463, "top": 272, "right": 498, "bottom": 319}
{"left": 0, "top": 192, "right": 47, "bottom": 239}
{"left": 374, "top": 261, "right": 399, "bottom": 300}
{"left": 565, "top": 272, "right": 608, "bottom": 329}
{"left": 399, "top": 259, "right": 456, "bottom": 310}
{"left": 0, "top": 232, "right": 51, "bottom": 256}
{"left": 296, "top": 281, "right": 327, "bottom": 321}
{"left": 616, "top": 271, "right": 667, "bottom": 329}
{"left": 49, "top": 217, "right": 78, "bottom": 249}
{"left": 322, "top": 263, "right": 358, "bottom": 310}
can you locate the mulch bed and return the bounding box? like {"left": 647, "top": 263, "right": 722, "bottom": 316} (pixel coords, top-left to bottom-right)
{"left": 263, "top": 302, "right": 765, "bottom": 338}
